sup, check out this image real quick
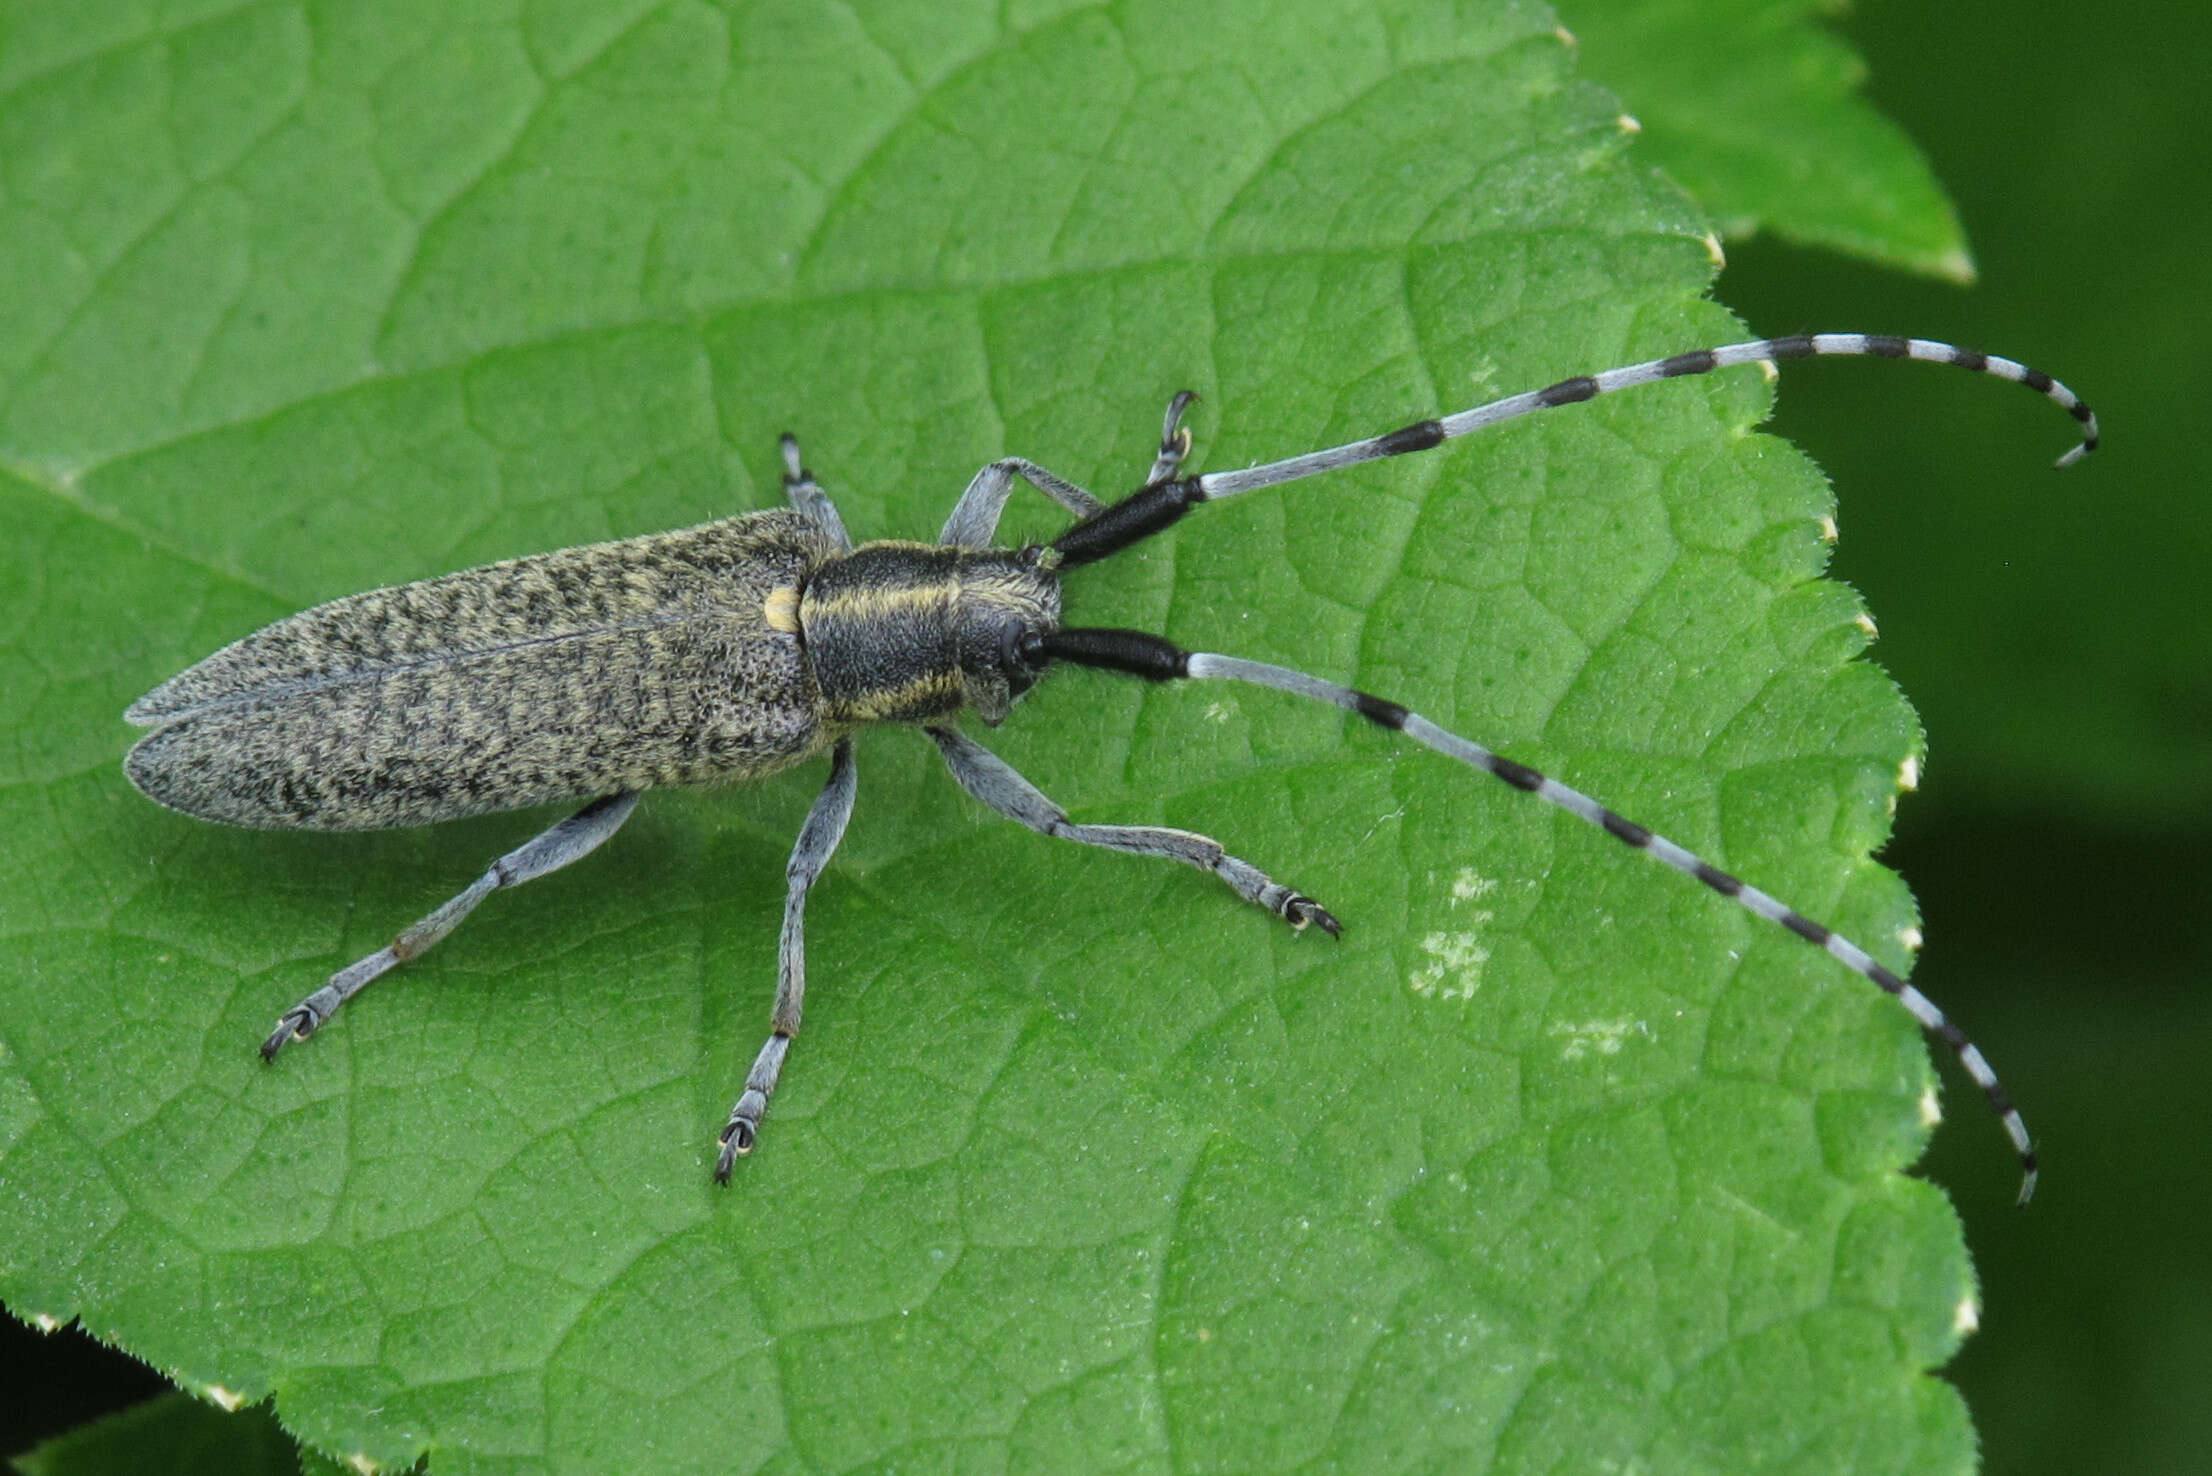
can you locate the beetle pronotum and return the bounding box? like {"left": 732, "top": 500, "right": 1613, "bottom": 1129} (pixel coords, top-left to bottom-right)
{"left": 124, "top": 333, "right": 2093, "bottom": 1198}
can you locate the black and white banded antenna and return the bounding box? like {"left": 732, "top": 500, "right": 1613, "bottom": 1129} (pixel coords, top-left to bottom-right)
{"left": 1039, "top": 333, "right": 2097, "bottom": 1205}
{"left": 1052, "top": 334, "right": 2097, "bottom": 567}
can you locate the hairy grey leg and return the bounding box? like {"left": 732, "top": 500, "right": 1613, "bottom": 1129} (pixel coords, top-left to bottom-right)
{"left": 261, "top": 792, "right": 642, "bottom": 1060}
{"left": 925, "top": 725, "right": 1338, "bottom": 935}
{"left": 780, "top": 433, "right": 851, "bottom": 551}
{"left": 717, "top": 739, "right": 858, "bottom": 1180}
{"left": 939, "top": 458, "right": 1108, "bottom": 547}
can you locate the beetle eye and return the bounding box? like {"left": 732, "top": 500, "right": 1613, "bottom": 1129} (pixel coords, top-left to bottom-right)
{"left": 999, "top": 629, "right": 1039, "bottom": 697}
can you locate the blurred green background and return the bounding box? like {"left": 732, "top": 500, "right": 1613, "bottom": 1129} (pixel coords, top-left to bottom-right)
{"left": 1718, "top": 1, "right": 2212, "bottom": 1472}
{"left": 5, "top": 0, "right": 2203, "bottom": 1470}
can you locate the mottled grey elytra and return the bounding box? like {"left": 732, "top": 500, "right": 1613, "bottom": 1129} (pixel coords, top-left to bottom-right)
{"left": 124, "top": 335, "right": 2094, "bottom": 1194}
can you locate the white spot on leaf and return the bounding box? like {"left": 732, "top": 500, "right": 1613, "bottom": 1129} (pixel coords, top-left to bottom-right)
{"left": 1410, "top": 930, "right": 1491, "bottom": 1001}
{"left": 1450, "top": 868, "right": 1499, "bottom": 905}
{"left": 1551, "top": 1017, "right": 1653, "bottom": 1061}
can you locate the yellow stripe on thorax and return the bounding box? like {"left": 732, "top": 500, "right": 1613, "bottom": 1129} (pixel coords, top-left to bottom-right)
{"left": 802, "top": 578, "right": 960, "bottom": 625}
{"left": 825, "top": 668, "right": 965, "bottom": 725}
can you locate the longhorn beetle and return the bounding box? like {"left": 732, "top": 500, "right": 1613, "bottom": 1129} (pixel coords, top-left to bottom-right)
{"left": 123, "top": 333, "right": 2094, "bottom": 1199}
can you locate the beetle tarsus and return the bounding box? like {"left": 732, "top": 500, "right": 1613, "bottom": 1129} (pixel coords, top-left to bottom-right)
{"left": 715, "top": 1106, "right": 762, "bottom": 1183}
{"left": 259, "top": 1005, "right": 320, "bottom": 1062}
{"left": 1145, "top": 390, "right": 1200, "bottom": 485}
{"left": 1284, "top": 895, "right": 1342, "bottom": 938}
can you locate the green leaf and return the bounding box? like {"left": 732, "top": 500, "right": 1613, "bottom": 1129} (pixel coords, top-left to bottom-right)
{"left": 1566, "top": 0, "right": 1972, "bottom": 278}
{"left": 1718, "top": 0, "right": 2197, "bottom": 825}
{"left": 0, "top": 1, "right": 1977, "bottom": 1470}
{"left": 9, "top": 1392, "right": 301, "bottom": 1476}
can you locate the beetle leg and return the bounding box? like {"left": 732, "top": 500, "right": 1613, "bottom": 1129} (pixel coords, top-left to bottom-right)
{"left": 260, "top": 791, "right": 641, "bottom": 1061}
{"left": 717, "top": 738, "right": 858, "bottom": 1180}
{"left": 924, "top": 725, "right": 1339, "bottom": 936}
{"left": 779, "top": 433, "right": 852, "bottom": 551}
{"left": 938, "top": 458, "right": 1109, "bottom": 548}
{"left": 936, "top": 391, "right": 1200, "bottom": 547}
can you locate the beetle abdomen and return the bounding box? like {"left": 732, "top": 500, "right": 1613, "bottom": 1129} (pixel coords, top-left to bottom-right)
{"left": 125, "top": 512, "right": 838, "bottom": 830}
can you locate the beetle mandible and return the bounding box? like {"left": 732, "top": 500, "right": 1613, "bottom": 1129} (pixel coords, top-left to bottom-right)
{"left": 124, "top": 333, "right": 2095, "bottom": 1195}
